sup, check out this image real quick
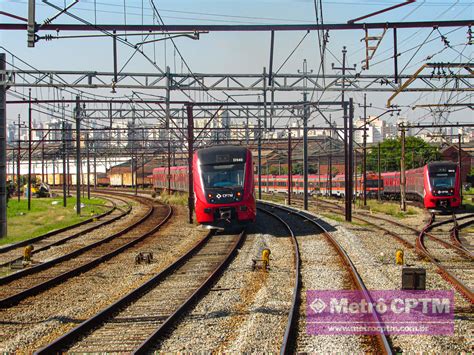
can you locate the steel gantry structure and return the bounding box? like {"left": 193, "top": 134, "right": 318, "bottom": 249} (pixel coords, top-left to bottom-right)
{"left": 0, "top": 14, "right": 473, "bottom": 235}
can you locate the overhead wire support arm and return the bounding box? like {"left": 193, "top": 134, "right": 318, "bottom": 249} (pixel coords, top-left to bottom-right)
{"left": 387, "top": 62, "right": 474, "bottom": 107}
{"left": 347, "top": 0, "right": 416, "bottom": 24}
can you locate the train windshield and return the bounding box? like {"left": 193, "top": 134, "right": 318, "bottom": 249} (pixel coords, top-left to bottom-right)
{"left": 365, "top": 179, "right": 383, "bottom": 188}
{"left": 201, "top": 163, "right": 245, "bottom": 189}
{"left": 430, "top": 173, "right": 455, "bottom": 189}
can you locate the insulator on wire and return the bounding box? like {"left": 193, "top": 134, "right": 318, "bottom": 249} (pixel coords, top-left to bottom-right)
{"left": 44, "top": 34, "right": 54, "bottom": 41}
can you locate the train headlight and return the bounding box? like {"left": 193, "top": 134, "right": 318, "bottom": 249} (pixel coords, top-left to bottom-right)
{"left": 236, "top": 191, "right": 242, "bottom": 200}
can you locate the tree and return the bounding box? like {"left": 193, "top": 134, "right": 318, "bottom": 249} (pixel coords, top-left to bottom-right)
{"left": 366, "top": 137, "right": 440, "bottom": 172}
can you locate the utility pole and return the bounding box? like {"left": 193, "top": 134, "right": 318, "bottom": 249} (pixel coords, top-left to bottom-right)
{"left": 15, "top": 114, "right": 24, "bottom": 202}
{"left": 62, "top": 119, "right": 67, "bottom": 207}
{"left": 258, "top": 118, "right": 262, "bottom": 200}
{"left": 458, "top": 133, "right": 463, "bottom": 203}
{"left": 41, "top": 142, "right": 45, "bottom": 183}
{"left": 354, "top": 146, "right": 357, "bottom": 205}
{"left": 347, "top": 98, "right": 354, "bottom": 221}
{"left": 287, "top": 129, "right": 292, "bottom": 205}
{"left": 0, "top": 53, "right": 6, "bottom": 238}
{"left": 186, "top": 104, "right": 194, "bottom": 224}
{"left": 400, "top": 126, "right": 406, "bottom": 211}
{"left": 378, "top": 142, "right": 381, "bottom": 201}
{"left": 328, "top": 136, "right": 332, "bottom": 196}
{"left": 332, "top": 46, "right": 355, "bottom": 221}
{"left": 86, "top": 133, "right": 90, "bottom": 200}
{"left": 167, "top": 140, "right": 171, "bottom": 193}
{"left": 27, "top": 89, "right": 32, "bottom": 211}
{"left": 359, "top": 93, "right": 372, "bottom": 206}
{"left": 299, "top": 59, "right": 312, "bottom": 211}
{"left": 75, "top": 96, "right": 81, "bottom": 216}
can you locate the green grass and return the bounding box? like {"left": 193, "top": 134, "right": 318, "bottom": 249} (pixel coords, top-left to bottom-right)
{"left": 365, "top": 199, "right": 418, "bottom": 219}
{"left": 2, "top": 196, "right": 108, "bottom": 246}
{"left": 462, "top": 194, "right": 474, "bottom": 212}
{"left": 157, "top": 191, "right": 189, "bottom": 206}
{"left": 321, "top": 212, "right": 346, "bottom": 223}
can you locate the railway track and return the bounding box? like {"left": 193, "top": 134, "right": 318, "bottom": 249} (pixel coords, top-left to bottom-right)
{"left": 452, "top": 216, "right": 474, "bottom": 253}
{"left": 258, "top": 201, "right": 392, "bottom": 355}
{"left": 0, "top": 195, "right": 132, "bottom": 270}
{"left": 274, "top": 195, "right": 474, "bottom": 303}
{"left": 418, "top": 213, "right": 474, "bottom": 303}
{"left": 0, "top": 194, "right": 172, "bottom": 308}
{"left": 36, "top": 229, "right": 246, "bottom": 354}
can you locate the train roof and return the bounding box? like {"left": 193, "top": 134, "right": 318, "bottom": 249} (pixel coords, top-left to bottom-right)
{"left": 196, "top": 145, "right": 249, "bottom": 165}
{"left": 427, "top": 161, "right": 458, "bottom": 168}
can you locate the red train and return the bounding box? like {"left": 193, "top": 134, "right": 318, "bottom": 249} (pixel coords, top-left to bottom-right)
{"left": 258, "top": 172, "right": 383, "bottom": 198}
{"left": 383, "top": 161, "right": 461, "bottom": 211}
{"left": 152, "top": 157, "right": 460, "bottom": 215}
{"left": 151, "top": 146, "right": 256, "bottom": 227}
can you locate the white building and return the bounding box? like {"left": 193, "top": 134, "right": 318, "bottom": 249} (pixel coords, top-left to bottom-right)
{"left": 354, "top": 116, "right": 386, "bottom": 144}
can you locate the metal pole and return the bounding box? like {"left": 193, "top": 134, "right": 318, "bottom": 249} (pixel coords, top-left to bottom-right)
{"left": 141, "top": 154, "right": 145, "bottom": 191}
{"left": 86, "top": 133, "right": 90, "bottom": 200}
{"left": 93, "top": 149, "right": 97, "bottom": 188}
{"left": 347, "top": 99, "right": 354, "bottom": 221}
{"left": 134, "top": 156, "right": 138, "bottom": 196}
{"left": 167, "top": 140, "right": 171, "bottom": 193}
{"left": 458, "top": 133, "right": 463, "bottom": 202}
{"left": 329, "top": 136, "right": 332, "bottom": 196}
{"left": 62, "top": 119, "right": 67, "bottom": 207}
{"left": 75, "top": 96, "right": 81, "bottom": 215}
{"left": 363, "top": 93, "right": 367, "bottom": 206}
{"left": 393, "top": 28, "right": 399, "bottom": 84}
{"left": 41, "top": 142, "right": 44, "bottom": 182}
{"left": 0, "top": 53, "right": 6, "bottom": 237}
{"left": 303, "top": 92, "right": 308, "bottom": 210}
{"left": 17, "top": 114, "right": 21, "bottom": 202}
{"left": 52, "top": 158, "right": 55, "bottom": 189}
{"left": 112, "top": 30, "right": 118, "bottom": 86}
{"left": 318, "top": 159, "right": 321, "bottom": 195}
{"left": 27, "top": 89, "right": 32, "bottom": 211}
{"left": 400, "top": 127, "right": 406, "bottom": 211}
{"left": 378, "top": 142, "right": 381, "bottom": 201}
{"left": 354, "top": 145, "right": 357, "bottom": 206}
{"left": 258, "top": 119, "right": 262, "bottom": 199}
{"left": 27, "top": 0, "right": 35, "bottom": 47}
{"left": 65, "top": 101, "right": 70, "bottom": 194}
{"left": 187, "top": 104, "right": 194, "bottom": 224}
{"left": 287, "top": 129, "right": 292, "bottom": 205}
{"left": 344, "top": 102, "right": 350, "bottom": 220}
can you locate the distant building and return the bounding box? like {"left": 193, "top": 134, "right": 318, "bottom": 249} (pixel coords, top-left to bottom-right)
{"left": 46, "top": 119, "right": 72, "bottom": 145}
{"left": 354, "top": 116, "right": 386, "bottom": 144}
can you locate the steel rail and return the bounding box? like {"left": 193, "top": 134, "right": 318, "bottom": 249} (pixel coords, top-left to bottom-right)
{"left": 0, "top": 195, "right": 172, "bottom": 308}
{"left": 36, "top": 229, "right": 246, "bottom": 354}
{"left": 257, "top": 206, "right": 301, "bottom": 355}
{"left": 279, "top": 194, "right": 473, "bottom": 259}
{"left": 0, "top": 196, "right": 133, "bottom": 268}
{"left": 258, "top": 200, "right": 393, "bottom": 355}
{"left": 451, "top": 217, "right": 474, "bottom": 252}
{"left": 417, "top": 214, "right": 474, "bottom": 303}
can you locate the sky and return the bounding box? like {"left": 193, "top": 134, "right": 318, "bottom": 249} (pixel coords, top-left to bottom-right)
{"left": 0, "top": 0, "right": 472, "bottom": 131}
